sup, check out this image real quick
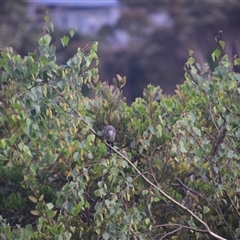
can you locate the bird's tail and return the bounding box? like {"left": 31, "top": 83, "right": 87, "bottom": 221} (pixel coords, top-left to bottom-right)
{"left": 107, "top": 142, "right": 114, "bottom": 154}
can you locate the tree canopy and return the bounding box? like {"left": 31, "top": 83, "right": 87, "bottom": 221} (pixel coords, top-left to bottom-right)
{"left": 0, "top": 18, "right": 240, "bottom": 240}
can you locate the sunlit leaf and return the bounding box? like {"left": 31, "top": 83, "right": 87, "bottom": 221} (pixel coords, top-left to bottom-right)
{"left": 180, "top": 141, "right": 187, "bottom": 153}
{"left": 28, "top": 196, "right": 37, "bottom": 203}
{"left": 219, "top": 40, "right": 225, "bottom": 50}
{"left": 47, "top": 203, "right": 54, "bottom": 210}
{"left": 87, "top": 133, "right": 95, "bottom": 143}
{"left": 61, "top": 36, "right": 70, "bottom": 47}
{"left": 211, "top": 49, "right": 221, "bottom": 62}
{"left": 203, "top": 206, "right": 210, "bottom": 214}
{"left": 30, "top": 210, "right": 40, "bottom": 216}
{"left": 43, "top": 34, "right": 52, "bottom": 45}
{"left": 69, "top": 28, "right": 75, "bottom": 38}
{"left": 142, "top": 190, "right": 149, "bottom": 196}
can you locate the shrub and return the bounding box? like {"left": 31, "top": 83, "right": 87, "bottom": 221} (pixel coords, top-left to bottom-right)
{"left": 0, "top": 18, "right": 240, "bottom": 240}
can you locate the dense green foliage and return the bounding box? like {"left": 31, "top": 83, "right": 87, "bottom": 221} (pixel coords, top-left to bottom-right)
{"left": 0, "top": 20, "right": 240, "bottom": 240}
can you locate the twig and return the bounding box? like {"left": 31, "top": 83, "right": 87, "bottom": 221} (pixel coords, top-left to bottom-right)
{"left": 159, "top": 226, "right": 182, "bottom": 240}
{"left": 175, "top": 178, "right": 221, "bottom": 216}
{"left": 224, "top": 190, "right": 240, "bottom": 219}
{"left": 151, "top": 223, "right": 208, "bottom": 240}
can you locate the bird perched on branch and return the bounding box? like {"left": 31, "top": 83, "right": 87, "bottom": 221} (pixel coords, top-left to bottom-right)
{"left": 102, "top": 125, "right": 116, "bottom": 154}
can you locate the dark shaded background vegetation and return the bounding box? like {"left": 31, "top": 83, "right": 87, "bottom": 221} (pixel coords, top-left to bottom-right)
{"left": 1, "top": 0, "right": 240, "bottom": 102}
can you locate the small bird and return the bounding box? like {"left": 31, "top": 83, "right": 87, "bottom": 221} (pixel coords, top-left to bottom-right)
{"left": 102, "top": 125, "right": 116, "bottom": 154}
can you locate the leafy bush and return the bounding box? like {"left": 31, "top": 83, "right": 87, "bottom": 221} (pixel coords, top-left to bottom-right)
{"left": 0, "top": 18, "right": 240, "bottom": 240}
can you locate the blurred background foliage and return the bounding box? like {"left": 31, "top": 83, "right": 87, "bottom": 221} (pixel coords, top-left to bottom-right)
{"left": 1, "top": 0, "right": 240, "bottom": 102}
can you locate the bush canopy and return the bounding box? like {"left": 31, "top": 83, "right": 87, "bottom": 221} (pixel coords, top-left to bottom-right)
{"left": 0, "top": 19, "right": 240, "bottom": 240}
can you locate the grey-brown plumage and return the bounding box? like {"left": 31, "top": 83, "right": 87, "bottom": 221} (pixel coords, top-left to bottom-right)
{"left": 102, "top": 125, "right": 116, "bottom": 154}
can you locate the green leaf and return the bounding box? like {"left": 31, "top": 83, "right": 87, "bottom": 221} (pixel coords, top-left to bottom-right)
{"left": 188, "top": 57, "right": 195, "bottom": 65}
{"left": 69, "top": 29, "right": 75, "bottom": 38}
{"left": 156, "top": 124, "right": 162, "bottom": 138}
{"left": 43, "top": 34, "right": 52, "bottom": 45}
{"left": 87, "top": 133, "right": 95, "bottom": 143}
{"left": 184, "top": 72, "right": 191, "bottom": 81}
{"left": 73, "top": 152, "right": 80, "bottom": 161}
{"left": 47, "top": 203, "right": 54, "bottom": 210}
{"left": 0, "top": 139, "right": 7, "bottom": 149}
{"left": 102, "top": 232, "right": 110, "bottom": 240}
{"left": 235, "top": 130, "right": 240, "bottom": 140}
{"left": 18, "top": 142, "right": 24, "bottom": 151}
{"left": 153, "top": 197, "right": 160, "bottom": 202}
{"left": 91, "top": 41, "right": 98, "bottom": 52}
{"left": 211, "top": 49, "right": 221, "bottom": 62}
{"left": 44, "top": 15, "right": 49, "bottom": 22}
{"left": 193, "top": 127, "right": 201, "bottom": 136}
{"left": 33, "top": 104, "right": 41, "bottom": 115}
{"left": 180, "top": 141, "right": 187, "bottom": 153}
{"left": 127, "top": 177, "right": 133, "bottom": 183}
{"left": 61, "top": 36, "right": 70, "bottom": 47}
{"left": 99, "top": 187, "right": 107, "bottom": 196}
{"left": 234, "top": 58, "right": 240, "bottom": 66}
{"left": 23, "top": 145, "right": 32, "bottom": 157}
{"left": 219, "top": 40, "right": 225, "bottom": 50}
{"left": 121, "top": 160, "right": 128, "bottom": 168}
{"left": 84, "top": 56, "right": 92, "bottom": 67}
{"left": 142, "top": 190, "right": 149, "bottom": 196}
{"left": 98, "top": 181, "right": 104, "bottom": 188}
{"left": 145, "top": 218, "right": 150, "bottom": 225}
{"left": 234, "top": 73, "right": 240, "bottom": 82}
{"left": 64, "top": 232, "right": 72, "bottom": 240}
{"left": 213, "top": 166, "right": 219, "bottom": 174}
{"left": 203, "top": 206, "right": 210, "bottom": 214}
